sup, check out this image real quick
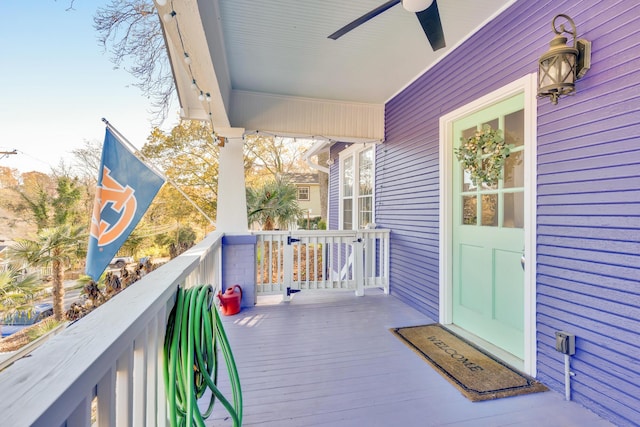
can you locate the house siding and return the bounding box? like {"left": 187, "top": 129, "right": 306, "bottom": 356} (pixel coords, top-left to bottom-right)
{"left": 534, "top": 2, "right": 640, "bottom": 423}
{"left": 372, "top": 0, "right": 640, "bottom": 425}
{"left": 329, "top": 142, "right": 349, "bottom": 230}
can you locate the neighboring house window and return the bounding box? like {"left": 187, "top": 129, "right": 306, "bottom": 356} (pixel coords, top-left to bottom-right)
{"left": 340, "top": 145, "right": 374, "bottom": 230}
{"left": 297, "top": 186, "right": 310, "bottom": 201}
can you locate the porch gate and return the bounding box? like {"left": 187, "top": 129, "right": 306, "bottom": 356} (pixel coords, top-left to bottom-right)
{"left": 254, "top": 230, "right": 390, "bottom": 298}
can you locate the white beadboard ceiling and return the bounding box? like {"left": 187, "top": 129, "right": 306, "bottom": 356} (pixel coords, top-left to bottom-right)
{"left": 160, "top": 0, "right": 513, "bottom": 137}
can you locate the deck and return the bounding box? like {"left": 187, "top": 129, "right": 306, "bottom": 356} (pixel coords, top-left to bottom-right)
{"left": 209, "top": 289, "right": 613, "bottom": 427}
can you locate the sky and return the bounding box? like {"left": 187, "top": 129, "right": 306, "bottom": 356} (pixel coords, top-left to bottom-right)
{"left": 0, "top": 1, "right": 177, "bottom": 174}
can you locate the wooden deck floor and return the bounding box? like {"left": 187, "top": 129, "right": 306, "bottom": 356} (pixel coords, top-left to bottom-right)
{"left": 208, "top": 289, "right": 613, "bottom": 427}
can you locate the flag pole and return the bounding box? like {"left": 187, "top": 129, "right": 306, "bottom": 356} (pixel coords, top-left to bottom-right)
{"left": 101, "top": 118, "right": 216, "bottom": 227}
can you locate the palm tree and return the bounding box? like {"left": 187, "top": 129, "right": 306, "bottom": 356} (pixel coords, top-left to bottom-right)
{"left": 247, "top": 177, "right": 303, "bottom": 230}
{"left": 8, "top": 225, "right": 86, "bottom": 321}
{"left": 0, "top": 265, "right": 44, "bottom": 311}
{"left": 0, "top": 265, "right": 44, "bottom": 336}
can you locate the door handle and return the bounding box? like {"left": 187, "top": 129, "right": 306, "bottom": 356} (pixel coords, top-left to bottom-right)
{"left": 521, "top": 253, "right": 525, "bottom": 270}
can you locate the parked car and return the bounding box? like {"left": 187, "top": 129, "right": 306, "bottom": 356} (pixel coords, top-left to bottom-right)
{"left": 0, "top": 303, "right": 54, "bottom": 338}
{"left": 109, "top": 256, "right": 134, "bottom": 269}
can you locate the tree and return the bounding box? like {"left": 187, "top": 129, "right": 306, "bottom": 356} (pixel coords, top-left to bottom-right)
{"left": 70, "top": 139, "right": 102, "bottom": 184}
{"left": 51, "top": 176, "right": 84, "bottom": 227}
{"left": 0, "top": 265, "right": 43, "bottom": 313}
{"left": 9, "top": 225, "right": 87, "bottom": 321}
{"left": 141, "top": 121, "right": 218, "bottom": 230}
{"left": 247, "top": 177, "right": 303, "bottom": 230}
{"left": 0, "top": 265, "right": 45, "bottom": 337}
{"left": 15, "top": 172, "right": 56, "bottom": 231}
{"left": 155, "top": 226, "right": 197, "bottom": 259}
{"left": 94, "top": 0, "right": 174, "bottom": 122}
{"left": 0, "top": 166, "right": 19, "bottom": 189}
{"left": 244, "top": 135, "right": 314, "bottom": 185}
{"left": 9, "top": 173, "right": 85, "bottom": 232}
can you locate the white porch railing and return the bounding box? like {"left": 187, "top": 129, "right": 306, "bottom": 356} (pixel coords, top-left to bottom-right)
{"left": 0, "top": 231, "right": 223, "bottom": 427}
{"left": 254, "top": 229, "right": 390, "bottom": 298}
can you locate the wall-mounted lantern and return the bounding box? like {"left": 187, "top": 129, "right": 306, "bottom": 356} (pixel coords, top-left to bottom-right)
{"left": 538, "top": 14, "right": 591, "bottom": 105}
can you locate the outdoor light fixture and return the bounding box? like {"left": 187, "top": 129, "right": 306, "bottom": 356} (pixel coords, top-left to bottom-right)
{"left": 538, "top": 14, "right": 591, "bottom": 105}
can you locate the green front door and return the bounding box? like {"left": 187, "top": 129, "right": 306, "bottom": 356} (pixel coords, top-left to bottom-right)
{"left": 452, "top": 93, "right": 526, "bottom": 359}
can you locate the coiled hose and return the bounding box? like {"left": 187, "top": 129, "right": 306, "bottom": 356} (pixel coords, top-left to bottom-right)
{"left": 164, "top": 284, "right": 243, "bottom": 426}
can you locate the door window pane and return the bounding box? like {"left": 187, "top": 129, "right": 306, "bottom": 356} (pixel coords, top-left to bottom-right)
{"left": 504, "top": 151, "right": 524, "bottom": 189}
{"left": 505, "top": 109, "right": 524, "bottom": 147}
{"left": 461, "top": 127, "right": 477, "bottom": 192}
{"left": 462, "top": 196, "right": 477, "bottom": 225}
{"left": 482, "top": 119, "right": 499, "bottom": 131}
{"left": 481, "top": 194, "right": 498, "bottom": 226}
{"left": 503, "top": 192, "right": 524, "bottom": 228}
{"left": 462, "top": 169, "right": 476, "bottom": 192}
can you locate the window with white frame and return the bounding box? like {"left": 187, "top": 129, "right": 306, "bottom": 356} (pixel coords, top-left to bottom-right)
{"left": 297, "top": 186, "right": 310, "bottom": 201}
{"left": 340, "top": 145, "right": 374, "bottom": 230}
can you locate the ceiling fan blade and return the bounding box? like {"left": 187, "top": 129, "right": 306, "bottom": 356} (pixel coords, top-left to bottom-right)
{"left": 328, "top": 0, "right": 401, "bottom": 40}
{"left": 416, "top": 0, "right": 446, "bottom": 50}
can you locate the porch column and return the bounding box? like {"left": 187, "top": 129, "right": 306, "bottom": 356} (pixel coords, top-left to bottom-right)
{"left": 216, "top": 127, "right": 248, "bottom": 232}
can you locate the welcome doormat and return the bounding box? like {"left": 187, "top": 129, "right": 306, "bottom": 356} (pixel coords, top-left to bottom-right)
{"left": 391, "top": 324, "right": 547, "bottom": 402}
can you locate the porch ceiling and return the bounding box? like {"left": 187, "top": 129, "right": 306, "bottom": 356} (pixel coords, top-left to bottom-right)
{"left": 159, "top": 0, "right": 513, "bottom": 138}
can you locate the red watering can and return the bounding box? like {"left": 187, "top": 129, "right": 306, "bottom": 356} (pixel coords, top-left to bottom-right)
{"left": 218, "top": 284, "right": 242, "bottom": 316}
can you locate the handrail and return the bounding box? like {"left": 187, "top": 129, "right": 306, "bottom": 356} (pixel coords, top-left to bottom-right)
{"left": 0, "top": 231, "right": 223, "bottom": 427}
{"left": 0, "top": 322, "right": 68, "bottom": 373}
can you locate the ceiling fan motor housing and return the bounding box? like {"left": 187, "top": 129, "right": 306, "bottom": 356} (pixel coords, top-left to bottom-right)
{"left": 402, "top": 0, "right": 434, "bottom": 12}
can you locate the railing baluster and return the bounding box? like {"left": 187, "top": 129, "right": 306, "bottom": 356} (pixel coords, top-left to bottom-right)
{"left": 66, "top": 396, "right": 91, "bottom": 427}
{"left": 296, "top": 239, "right": 302, "bottom": 289}
{"left": 313, "top": 236, "right": 318, "bottom": 289}
{"left": 146, "top": 319, "right": 159, "bottom": 425}
{"left": 116, "top": 344, "right": 134, "bottom": 426}
{"left": 156, "top": 306, "right": 169, "bottom": 427}
{"left": 133, "top": 330, "right": 148, "bottom": 426}
{"left": 328, "top": 235, "right": 335, "bottom": 289}
{"left": 97, "top": 367, "right": 116, "bottom": 426}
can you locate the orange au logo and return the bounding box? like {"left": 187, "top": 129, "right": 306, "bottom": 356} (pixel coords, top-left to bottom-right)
{"left": 90, "top": 166, "right": 138, "bottom": 247}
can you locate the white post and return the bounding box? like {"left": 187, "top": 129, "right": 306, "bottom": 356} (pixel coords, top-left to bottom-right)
{"left": 354, "top": 233, "right": 364, "bottom": 297}
{"left": 216, "top": 128, "right": 248, "bottom": 232}
{"left": 283, "top": 234, "right": 293, "bottom": 301}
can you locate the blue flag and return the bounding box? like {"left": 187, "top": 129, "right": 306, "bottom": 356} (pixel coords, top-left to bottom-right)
{"left": 85, "top": 128, "right": 165, "bottom": 281}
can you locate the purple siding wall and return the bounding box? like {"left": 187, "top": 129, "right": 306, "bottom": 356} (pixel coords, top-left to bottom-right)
{"left": 534, "top": 2, "right": 640, "bottom": 424}
{"left": 378, "top": 0, "right": 640, "bottom": 425}
{"left": 329, "top": 142, "right": 348, "bottom": 230}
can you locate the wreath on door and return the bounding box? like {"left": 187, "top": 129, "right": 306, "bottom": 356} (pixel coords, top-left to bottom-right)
{"left": 454, "top": 125, "right": 511, "bottom": 186}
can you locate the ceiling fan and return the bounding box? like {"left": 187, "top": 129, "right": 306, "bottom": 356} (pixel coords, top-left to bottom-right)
{"left": 328, "top": 0, "right": 446, "bottom": 51}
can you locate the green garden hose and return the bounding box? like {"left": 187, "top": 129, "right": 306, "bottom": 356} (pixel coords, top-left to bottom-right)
{"left": 164, "top": 284, "right": 243, "bottom": 426}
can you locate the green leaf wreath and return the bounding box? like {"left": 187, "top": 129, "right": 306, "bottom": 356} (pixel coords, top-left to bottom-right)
{"left": 454, "top": 125, "right": 511, "bottom": 186}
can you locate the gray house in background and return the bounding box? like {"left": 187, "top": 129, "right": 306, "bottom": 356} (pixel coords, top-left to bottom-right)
{"left": 160, "top": 0, "right": 639, "bottom": 425}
